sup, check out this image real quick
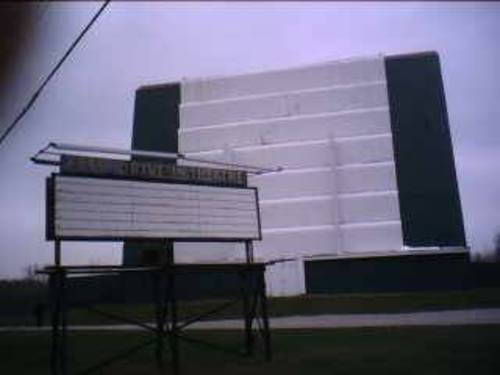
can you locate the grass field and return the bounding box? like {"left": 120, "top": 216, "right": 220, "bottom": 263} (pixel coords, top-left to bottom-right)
{"left": 2, "top": 326, "right": 500, "bottom": 374}
{"left": 2, "top": 281, "right": 500, "bottom": 326}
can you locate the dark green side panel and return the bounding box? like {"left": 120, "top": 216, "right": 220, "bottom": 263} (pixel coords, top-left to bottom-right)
{"left": 305, "top": 254, "right": 500, "bottom": 294}
{"left": 131, "top": 84, "right": 180, "bottom": 154}
{"left": 123, "top": 84, "right": 180, "bottom": 265}
{"left": 385, "top": 52, "right": 466, "bottom": 247}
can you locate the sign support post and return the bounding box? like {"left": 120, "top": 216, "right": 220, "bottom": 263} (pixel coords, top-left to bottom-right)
{"left": 36, "top": 153, "right": 272, "bottom": 375}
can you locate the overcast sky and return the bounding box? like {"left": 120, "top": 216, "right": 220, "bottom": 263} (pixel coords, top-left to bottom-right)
{"left": 0, "top": 2, "right": 499, "bottom": 278}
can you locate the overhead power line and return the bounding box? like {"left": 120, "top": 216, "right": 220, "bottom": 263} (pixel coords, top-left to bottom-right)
{"left": 0, "top": 0, "right": 111, "bottom": 148}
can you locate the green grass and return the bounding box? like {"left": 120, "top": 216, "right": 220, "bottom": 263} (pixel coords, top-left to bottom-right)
{"left": 271, "top": 287, "right": 500, "bottom": 315}
{"left": 2, "top": 326, "right": 500, "bottom": 374}
{"left": 69, "top": 287, "right": 500, "bottom": 326}
{"left": 2, "top": 286, "right": 500, "bottom": 326}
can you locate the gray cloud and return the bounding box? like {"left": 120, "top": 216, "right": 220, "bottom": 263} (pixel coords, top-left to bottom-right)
{"left": 1, "top": 2, "right": 499, "bottom": 278}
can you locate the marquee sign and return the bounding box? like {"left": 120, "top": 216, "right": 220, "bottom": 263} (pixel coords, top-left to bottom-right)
{"left": 60, "top": 155, "right": 247, "bottom": 187}
{"left": 47, "top": 174, "right": 261, "bottom": 241}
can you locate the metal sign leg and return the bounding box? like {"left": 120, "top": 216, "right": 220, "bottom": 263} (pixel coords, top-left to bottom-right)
{"left": 240, "top": 270, "right": 255, "bottom": 357}
{"left": 245, "top": 241, "right": 254, "bottom": 263}
{"left": 167, "top": 268, "right": 179, "bottom": 375}
{"left": 50, "top": 267, "right": 68, "bottom": 375}
{"left": 49, "top": 272, "right": 60, "bottom": 375}
{"left": 60, "top": 270, "right": 68, "bottom": 375}
{"left": 258, "top": 271, "right": 272, "bottom": 361}
{"left": 153, "top": 272, "right": 165, "bottom": 371}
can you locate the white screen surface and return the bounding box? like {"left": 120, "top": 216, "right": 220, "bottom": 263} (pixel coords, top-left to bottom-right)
{"left": 51, "top": 175, "right": 260, "bottom": 240}
{"left": 179, "top": 56, "right": 403, "bottom": 258}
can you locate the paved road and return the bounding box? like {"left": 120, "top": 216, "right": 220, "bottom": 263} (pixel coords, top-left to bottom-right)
{"left": 2, "top": 308, "right": 500, "bottom": 332}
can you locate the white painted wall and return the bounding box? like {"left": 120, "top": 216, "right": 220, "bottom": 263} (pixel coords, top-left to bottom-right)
{"left": 176, "top": 56, "right": 404, "bottom": 296}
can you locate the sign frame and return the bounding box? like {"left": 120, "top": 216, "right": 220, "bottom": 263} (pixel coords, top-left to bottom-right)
{"left": 47, "top": 172, "right": 262, "bottom": 243}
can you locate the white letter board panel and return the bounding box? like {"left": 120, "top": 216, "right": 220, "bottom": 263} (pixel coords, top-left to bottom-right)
{"left": 49, "top": 175, "right": 260, "bottom": 241}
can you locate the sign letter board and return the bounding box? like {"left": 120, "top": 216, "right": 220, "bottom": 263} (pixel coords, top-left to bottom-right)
{"left": 48, "top": 156, "right": 261, "bottom": 241}
{"left": 60, "top": 155, "right": 247, "bottom": 187}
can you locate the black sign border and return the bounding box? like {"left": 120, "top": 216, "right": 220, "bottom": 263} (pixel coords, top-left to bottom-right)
{"left": 47, "top": 173, "right": 262, "bottom": 243}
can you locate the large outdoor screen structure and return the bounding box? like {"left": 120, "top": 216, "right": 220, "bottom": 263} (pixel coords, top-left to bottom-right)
{"left": 130, "top": 51, "right": 467, "bottom": 296}
{"left": 47, "top": 174, "right": 261, "bottom": 242}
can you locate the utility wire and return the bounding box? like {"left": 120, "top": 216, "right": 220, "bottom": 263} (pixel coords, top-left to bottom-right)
{"left": 0, "top": 0, "right": 111, "bottom": 148}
